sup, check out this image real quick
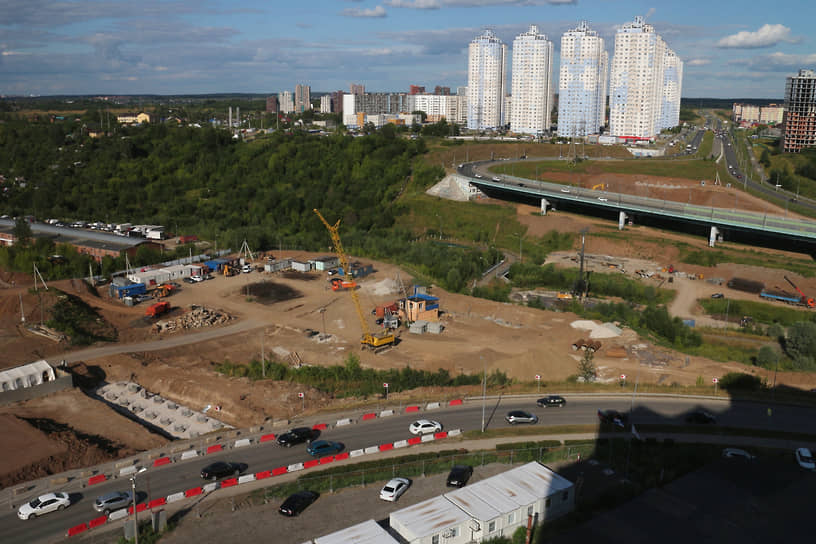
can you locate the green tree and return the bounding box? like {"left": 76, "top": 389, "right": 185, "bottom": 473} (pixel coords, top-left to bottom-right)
{"left": 759, "top": 149, "right": 771, "bottom": 168}
{"left": 12, "top": 218, "right": 33, "bottom": 246}
{"left": 784, "top": 321, "right": 816, "bottom": 370}
{"left": 578, "top": 350, "right": 597, "bottom": 382}
{"left": 756, "top": 345, "right": 779, "bottom": 367}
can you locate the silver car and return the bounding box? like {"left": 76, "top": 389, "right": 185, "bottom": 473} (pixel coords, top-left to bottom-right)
{"left": 93, "top": 490, "right": 132, "bottom": 514}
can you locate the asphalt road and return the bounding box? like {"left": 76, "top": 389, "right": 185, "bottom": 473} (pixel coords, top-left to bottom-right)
{"left": 4, "top": 395, "right": 816, "bottom": 544}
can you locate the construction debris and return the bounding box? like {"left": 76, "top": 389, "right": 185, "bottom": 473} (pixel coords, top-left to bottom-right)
{"left": 154, "top": 306, "right": 233, "bottom": 334}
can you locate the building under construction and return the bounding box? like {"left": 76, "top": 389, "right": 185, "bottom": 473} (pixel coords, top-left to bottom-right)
{"left": 781, "top": 69, "right": 816, "bottom": 153}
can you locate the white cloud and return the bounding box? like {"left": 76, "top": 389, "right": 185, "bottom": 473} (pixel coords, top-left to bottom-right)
{"left": 341, "top": 5, "right": 387, "bottom": 17}
{"left": 385, "top": 0, "right": 441, "bottom": 8}
{"left": 716, "top": 24, "right": 800, "bottom": 49}
{"left": 686, "top": 58, "right": 711, "bottom": 67}
{"left": 730, "top": 51, "right": 816, "bottom": 71}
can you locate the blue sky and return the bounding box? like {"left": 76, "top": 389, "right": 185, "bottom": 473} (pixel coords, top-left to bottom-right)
{"left": 1, "top": 0, "right": 813, "bottom": 98}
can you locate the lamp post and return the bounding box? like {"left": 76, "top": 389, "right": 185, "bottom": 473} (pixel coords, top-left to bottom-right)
{"left": 480, "top": 356, "right": 486, "bottom": 433}
{"left": 130, "top": 467, "right": 147, "bottom": 544}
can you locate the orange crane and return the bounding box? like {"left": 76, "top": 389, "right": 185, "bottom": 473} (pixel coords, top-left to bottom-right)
{"left": 784, "top": 276, "right": 815, "bottom": 308}
{"left": 314, "top": 209, "right": 396, "bottom": 351}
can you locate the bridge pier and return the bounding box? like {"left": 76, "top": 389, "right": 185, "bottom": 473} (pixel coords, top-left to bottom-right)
{"left": 618, "top": 211, "right": 628, "bottom": 230}
{"left": 709, "top": 226, "right": 719, "bottom": 247}
{"left": 540, "top": 198, "right": 550, "bottom": 215}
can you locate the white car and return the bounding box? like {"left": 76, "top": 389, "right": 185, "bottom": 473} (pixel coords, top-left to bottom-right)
{"left": 560, "top": 187, "right": 571, "bottom": 193}
{"left": 598, "top": 197, "right": 608, "bottom": 202}
{"left": 795, "top": 447, "right": 815, "bottom": 470}
{"left": 241, "top": 265, "right": 252, "bottom": 273}
{"left": 722, "top": 448, "right": 755, "bottom": 460}
{"left": 379, "top": 477, "right": 411, "bottom": 502}
{"left": 409, "top": 419, "right": 442, "bottom": 435}
{"left": 190, "top": 275, "right": 204, "bottom": 282}
{"left": 18, "top": 492, "right": 71, "bottom": 520}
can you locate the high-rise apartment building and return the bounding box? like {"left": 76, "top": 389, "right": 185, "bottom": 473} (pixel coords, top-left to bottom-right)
{"left": 295, "top": 84, "right": 311, "bottom": 113}
{"left": 782, "top": 69, "right": 816, "bottom": 153}
{"left": 409, "top": 85, "right": 426, "bottom": 95}
{"left": 331, "top": 90, "right": 344, "bottom": 115}
{"left": 434, "top": 86, "right": 451, "bottom": 96}
{"left": 609, "top": 16, "right": 683, "bottom": 140}
{"left": 350, "top": 83, "right": 365, "bottom": 95}
{"left": 510, "top": 25, "right": 554, "bottom": 136}
{"left": 279, "top": 91, "right": 294, "bottom": 114}
{"left": 320, "top": 95, "right": 332, "bottom": 114}
{"left": 557, "top": 21, "right": 608, "bottom": 138}
{"left": 467, "top": 29, "right": 507, "bottom": 130}
{"left": 265, "top": 95, "right": 279, "bottom": 114}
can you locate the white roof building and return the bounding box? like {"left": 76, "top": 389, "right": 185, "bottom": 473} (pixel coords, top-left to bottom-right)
{"left": 0, "top": 360, "right": 56, "bottom": 392}
{"left": 311, "top": 519, "right": 400, "bottom": 544}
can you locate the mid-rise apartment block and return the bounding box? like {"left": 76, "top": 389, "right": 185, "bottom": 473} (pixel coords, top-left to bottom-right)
{"left": 558, "top": 20, "right": 608, "bottom": 138}
{"left": 468, "top": 29, "right": 507, "bottom": 130}
{"left": 734, "top": 103, "right": 785, "bottom": 125}
{"left": 609, "top": 16, "right": 683, "bottom": 140}
{"left": 407, "top": 94, "right": 459, "bottom": 123}
{"left": 331, "top": 90, "right": 344, "bottom": 115}
{"left": 782, "top": 69, "right": 816, "bottom": 153}
{"left": 510, "top": 25, "right": 554, "bottom": 136}
{"left": 295, "top": 84, "right": 311, "bottom": 113}
{"left": 350, "top": 83, "right": 365, "bottom": 95}
{"left": 319, "top": 95, "right": 332, "bottom": 114}
{"left": 265, "top": 95, "right": 279, "bottom": 114}
{"left": 279, "top": 91, "right": 294, "bottom": 114}
{"left": 342, "top": 92, "right": 410, "bottom": 127}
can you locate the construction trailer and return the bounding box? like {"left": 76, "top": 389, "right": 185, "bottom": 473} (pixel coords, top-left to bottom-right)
{"left": 264, "top": 258, "right": 292, "bottom": 273}
{"left": 406, "top": 292, "right": 440, "bottom": 322}
{"left": 309, "top": 256, "right": 339, "bottom": 271}
{"left": 204, "top": 258, "right": 230, "bottom": 273}
{"left": 109, "top": 282, "right": 147, "bottom": 299}
{"left": 292, "top": 260, "right": 312, "bottom": 273}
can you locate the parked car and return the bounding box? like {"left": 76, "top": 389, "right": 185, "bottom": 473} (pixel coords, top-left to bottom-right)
{"left": 18, "top": 492, "right": 71, "bottom": 520}
{"left": 241, "top": 264, "right": 252, "bottom": 273}
{"left": 597, "top": 409, "right": 627, "bottom": 427}
{"left": 537, "top": 395, "right": 566, "bottom": 408}
{"left": 686, "top": 410, "right": 716, "bottom": 424}
{"left": 795, "top": 447, "right": 815, "bottom": 470}
{"left": 722, "top": 448, "right": 755, "bottom": 461}
{"left": 446, "top": 465, "right": 474, "bottom": 488}
{"left": 190, "top": 275, "right": 204, "bottom": 282}
{"left": 409, "top": 419, "right": 442, "bottom": 435}
{"left": 200, "top": 461, "right": 242, "bottom": 480}
{"left": 93, "top": 490, "right": 132, "bottom": 514}
{"left": 277, "top": 427, "right": 318, "bottom": 447}
{"left": 505, "top": 410, "right": 538, "bottom": 425}
{"left": 710, "top": 293, "right": 724, "bottom": 299}
{"left": 306, "top": 440, "right": 344, "bottom": 457}
{"left": 279, "top": 490, "right": 319, "bottom": 516}
{"left": 183, "top": 277, "right": 196, "bottom": 284}
{"left": 492, "top": 176, "right": 502, "bottom": 182}
{"left": 379, "top": 477, "right": 411, "bottom": 502}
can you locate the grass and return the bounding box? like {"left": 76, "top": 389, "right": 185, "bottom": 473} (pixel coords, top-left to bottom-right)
{"left": 696, "top": 130, "right": 714, "bottom": 158}
{"left": 700, "top": 298, "right": 815, "bottom": 326}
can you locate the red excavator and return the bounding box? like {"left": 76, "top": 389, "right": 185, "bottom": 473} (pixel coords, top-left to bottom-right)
{"left": 784, "top": 276, "right": 815, "bottom": 308}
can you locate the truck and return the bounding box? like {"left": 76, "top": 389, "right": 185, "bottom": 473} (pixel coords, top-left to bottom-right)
{"left": 145, "top": 301, "right": 170, "bottom": 318}
{"left": 759, "top": 289, "right": 801, "bottom": 305}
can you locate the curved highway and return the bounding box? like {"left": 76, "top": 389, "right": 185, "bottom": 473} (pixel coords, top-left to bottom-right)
{"left": 4, "top": 394, "right": 816, "bottom": 543}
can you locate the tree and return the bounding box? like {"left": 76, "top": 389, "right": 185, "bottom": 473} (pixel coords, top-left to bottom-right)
{"left": 756, "top": 345, "right": 779, "bottom": 368}
{"left": 577, "top": 350, "right": 597, "bottom": 382}
{"left": 12, "top": 218, "right": 33, "bottom": 246}
{"left": 759, "top": 149, "right": 771, "bottom": 168}
{"left": 784, "top": 321, "right": 816, "bottom": 370}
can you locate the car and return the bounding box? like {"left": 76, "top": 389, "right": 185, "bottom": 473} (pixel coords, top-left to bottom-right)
{"left": 598, "top": 197, "right": 608, "bottom": 202}
{"left": 446, "top": 465, "right": 474, "bottom": 488}
{"left": 409, "top": 419, "right": 442, "bottom": 435}
{"left": 18, "top": 492, "right": 71, "bottom": 520}
{"left": 722, "top": 448, "right": 755, "bottom": 461}
{"left": 505, "top": 410, "right": 538, "bottom": 425}
{"left": 190, "top": 275, "right": 204, "bottom": 282}
{"left": 560, "top": 187, "right": 571, "bottom": 193}
{"left": 537, "top": 395, "right": 566, "bottom": 408}
{"left": 710, "top": 293, "right": 724, "bottom": 299}
{"left": 492, "top": 176, "right": 502, "bottom": 182}
{"left": 306, "top": 440, "right": 344, "bottom": 457}
{"left": 686, "top": 410, "right": 716, "bottom": 424}
{"left": 241, "top": 264, "right": 252, "bottom": 273}
{"left": 279, "top": 490, "right": 319, "bottom": 516}
{"left": 474, "top": 173, "right": 483, "bottom": 179}
{"left": 795, "top": 447, "right": 815, "bottom": 470}
{"left": 93, "top": 490, "right": 132, "bottom": 514}
{"left": 200, "top": 461, "right": 242, "bottom": 480}
{"left": 379, "top": 477, "right": 411, "bottom": 501}
{"left": 597, "top": 409, "right": 627, "bottom": 427}
{"left": 183, "top": 277, "right": 196, "bottom": 284}
{"left": 277, "top": 427, "right": 318, "bottom": 447}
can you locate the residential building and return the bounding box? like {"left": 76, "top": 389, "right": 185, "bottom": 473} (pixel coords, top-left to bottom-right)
{"left": 295, "top": 84, "right": 311, "bottom": 113}
{"left": 467, "top": 29, "right": 507, "bottom": 131}
{"left": 320, "top": 95, "right": 332, "bottom": 114}
{"left": 456, "top": 86, "right": 468, "bottom": 126}
{"left": 782, "top": 69, "right": 816, "bottom": 153}
{"left": 558, "top": 21, "right": 608, "bottom": 138}
{"left": 279, "top": 91, "right": 294, "bottom": 114}
{"left": 735, "top": 103, "right": 786, "bottom": 125}
{"left": 331, "top": 90, "right": 344, "bottom": 115}
{"left": 434, "top": 85, "right": 451, "bottom": 95}
{"left": 407, "top": 94, "right": 459, "bottom": 123}
{"left": 609, "top": 16, "right": 683, "bottom": 140}
{"left": 116, "top": 112, "right": 153, "bottom": 125}
{"left": 265, "top": 95, "right": 278, "bottom": 114}
{"left": 510, "top": 25, "right": 554, "bottom": 136}
{"left": 759, "top": 104, "right": 785, "bottom": 125}
{"left": 409, "top": 85, "right": 425, "bottom": 95}
{"left": 350, "top": 83, "right": 365, "bottom": 95}
{"left": 342, "top": 93, "right": 409, "bottom": 127}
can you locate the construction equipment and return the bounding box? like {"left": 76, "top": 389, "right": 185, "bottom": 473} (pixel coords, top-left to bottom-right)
{"left": 155, "top": 283, "right": 176, "bottom": 298}
{"left": 314, "top": 209, "right": 396, "bottom": 352}
{"left": 145, "top": 301, "right": 170, "bottom": 318}
{"left": 784, "top": 276, "right": 815, "bottom": 307}
{"left": 223, "top": 264, "right": 239, "bottom": 277}
{"left": 330, "top": 277, "right": 357, "bottom": 291}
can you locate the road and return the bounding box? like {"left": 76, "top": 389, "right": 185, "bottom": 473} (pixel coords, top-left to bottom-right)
{"left": 4, "top": 394, "right": 816, "bottom": 544}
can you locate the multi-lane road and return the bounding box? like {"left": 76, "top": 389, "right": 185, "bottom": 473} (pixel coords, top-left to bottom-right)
{"left": 4, "top": 394, "right": 816, "bottom": 543}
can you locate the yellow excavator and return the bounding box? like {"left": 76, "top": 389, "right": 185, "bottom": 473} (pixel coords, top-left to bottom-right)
{"left": 314, "top": 209, "right": 396, "bottom": 352}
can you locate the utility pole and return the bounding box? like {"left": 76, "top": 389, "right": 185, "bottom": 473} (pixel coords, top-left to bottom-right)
{"left": 481, "top": 356, "right": 486, "bottom": 432}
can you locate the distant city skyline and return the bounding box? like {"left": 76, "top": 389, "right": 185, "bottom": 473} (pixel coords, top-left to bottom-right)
{"left": 0, "top": 1, "right": 813, "bottom": 98}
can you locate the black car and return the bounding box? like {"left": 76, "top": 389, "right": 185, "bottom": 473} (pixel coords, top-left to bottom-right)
{"left": 537, "top": 395, "right": 566, "bottom": 408}
{"left": 686, "top": 410, "right": 716, "bottom": 424}
{"left": 277, "top": 427, "right": 318, "bottom": 447}
{"left": 446, "top": 465, "right": 474, "bottom": 488}
{"left": 200, "top": 461, "right": 241, "bottom": 480}
{"left": 597, "top": 409, "right": 627, "bottom": 427}
{"left": 279, "top": 490, "right": 319, "bottom": 517}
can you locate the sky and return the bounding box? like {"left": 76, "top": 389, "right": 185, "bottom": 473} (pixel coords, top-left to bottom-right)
{"left": 1, "top": 0, "right": 814, "bottom": 98}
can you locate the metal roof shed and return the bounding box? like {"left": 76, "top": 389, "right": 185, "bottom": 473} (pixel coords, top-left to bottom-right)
{"left": 389, "top": 495, "right": 471, "bottom": 544}
{"left": 313, "top": 519, "right": 400, "bottom": 544}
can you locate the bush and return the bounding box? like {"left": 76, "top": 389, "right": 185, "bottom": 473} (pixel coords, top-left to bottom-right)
{"left": 718, "top": 372, "right": 765, "bottom": 392}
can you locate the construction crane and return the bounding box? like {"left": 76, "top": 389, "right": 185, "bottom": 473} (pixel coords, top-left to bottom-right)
{"left": 784, "top": 276, "right": 815, "bottom": 308}
{"left": 314, "top": 209, "right": 396, "bottom": 351}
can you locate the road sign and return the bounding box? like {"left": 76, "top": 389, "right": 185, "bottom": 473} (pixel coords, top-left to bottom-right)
{"left": 297, "top": 392, "right": 304, "bottom": 398}
{"left": 620, "top": 374, "right": 626, "bottom": 380}
{"left": 535, "top": 375, "right": 541, "bottom": 380}
{"left": 712, "top": 378, "right": 718, "bottom": 384}
{"left": 383, "top": 382, "right": 389, "bottom": 388}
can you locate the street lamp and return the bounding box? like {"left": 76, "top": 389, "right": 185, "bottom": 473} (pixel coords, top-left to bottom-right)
{"left": 130, "top": 467, "right": 147, "bottom": 544}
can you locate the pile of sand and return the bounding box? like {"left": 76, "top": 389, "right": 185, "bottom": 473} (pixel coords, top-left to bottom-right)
{"left": 570, "top": 320, "right": 622, "bottom": 339}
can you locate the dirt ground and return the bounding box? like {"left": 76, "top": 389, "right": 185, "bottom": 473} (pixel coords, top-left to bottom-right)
{"left": 2, "top": 166, "right": 816, "bottom": 489}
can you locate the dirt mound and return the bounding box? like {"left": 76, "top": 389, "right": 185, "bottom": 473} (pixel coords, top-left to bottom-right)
{"left": 246, "top": 281, "right": 303, "bottom": 304}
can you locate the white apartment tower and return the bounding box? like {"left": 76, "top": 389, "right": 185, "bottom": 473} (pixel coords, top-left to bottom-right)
{"left": 279, "top": 91, "right": 294, "bottom": 114}
{"left": 609, "top": 16, "right": 683, "bottom": 140}
{"left": 467, "top": 30, "right": 507, "bottom": 131}
{"left": 510, "top": 25, "right": 554, "bottom": 136}
{"left": 558, "top": 21, "right": 608, "bottom": 138}
{"left": 320, "top": 95, "right": 332, "bottom": 114}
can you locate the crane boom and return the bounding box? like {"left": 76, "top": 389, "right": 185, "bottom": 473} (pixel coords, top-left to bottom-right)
{"left": 784, "top": 276, "right": 815, "bottom": 308}
{"left": 314, "top": 209, "right": 396, "bottom": 350}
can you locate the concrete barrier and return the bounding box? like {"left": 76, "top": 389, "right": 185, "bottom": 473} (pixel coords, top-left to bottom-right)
{"left": 255, "top": 470, "right": 271, "bottom": 480}
{"left": 363, "top": 446, "right": 379, "bottom": 455}
{"left": 421, "top": 434, "right": 435, "bottom": 443}
{"left": 152, "top": 457, "right": 171, "bottom": 468}
{"left": 349, "top": 449, "right": 365, "bottom": 458}
{"left": 272, "top": 467, "right": 287, "bottom": 476}
{"left": 205, "top": 444, "right": 223, "bottom": 455}
{"left": 238, "top": 474, "right": 256, "bottom": 484}
{"left": 434, "top": 431, "right": 448, "bottom": 440}
{"left": 448, "top": 429, "right": 462, "bottom": 437}
{"left": 393, "top": 440, "right": 409, "bottom": 449}
{"left": 185, "top": 487, "right": 203, "bottom": 498}
{"left": 407, "top": 437, "right": 422, "bottom": 445}
{"left": 166, "top": 492, "right": 185, "bottom": 503}
{"left": 448, "top": 399, "right": 463, "bottom": 406}
{"left": 425, "top": 402, "right": 440, "bottom": 410}
{"left": 259, "top": 433, "right": 277, "bottom": 443}
{"left": 203, "top": 482, "right": 218, "bottom": 493}
{"left": 380, "top": 409, "right": 394, "bottom": 417}
{"left": 88, "top": 516, "right": 107, "bottom": 529}
{"left": 312, "top": 423, "right": 328, "bottom": 431}
{"left": 379, "top": 443, "right": 394, "bottom": 451}
{"left": 67, "top": 523, "right": 88, "bottom": 537}
{"left": 361, "top": 413, "right": 377, "bottom": 421}
{"left": 180, "top": 450, "right": 198, "bottom": 460}
{"left": 288, "top": 462, "right": 304, "bottom": 472}
{"left": 88, "top": 474, "right": 107, "bottom": 486}
{"left": 303, "top": 460, "right": 319, "bottom": 469}
{"left": 220, "top": 478, "right": 238, "bottom": 488}
{"left": 334, "top": 452, "right": 350, "bottom": 461}
{"left": 109, "top": 509, "right": 128, "bottom": 521}
{"left": 335, "top": 418, "right": 353, "bottom": 426}
{"left": 120, "top": 466, "right": 138, "bottom": 476}
{"left": 233, "top": 438, "right": 251, "bottom": 449}
{"left": 148, "top": 498, "right": 166, "bottom": 509}
{"left": 405, "top": 405, "right": 420, "bottom": 413}
{"left": 320, "top": 456, "right": 334, "bottom": 465}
